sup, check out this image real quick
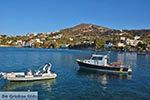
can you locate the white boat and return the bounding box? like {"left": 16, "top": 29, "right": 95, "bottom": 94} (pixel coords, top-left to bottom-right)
{"left": 76, "top": 54, "right": 132, "bottom": 74}
{"left": 0, "top": 63, "right": 57, "bottom": 82}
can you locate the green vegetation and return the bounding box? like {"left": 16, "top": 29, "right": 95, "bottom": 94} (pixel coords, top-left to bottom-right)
{"left": 94, "top": 37, "right": 106, "bottom": 49}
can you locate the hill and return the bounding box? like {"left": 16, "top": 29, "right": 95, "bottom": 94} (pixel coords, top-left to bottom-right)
{"left": 54, "top": 23, "right": 150, "bottom": 49}
{"left": 0, "top": 23, "right": 150, "bottom": 50}
{"left": 55, "top": 23, "right": 112, "bottom": 41}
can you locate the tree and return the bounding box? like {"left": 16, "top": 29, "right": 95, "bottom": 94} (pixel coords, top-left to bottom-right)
{"left": 137, "top": 42, "right": 147, "bottom": 50}
{"left": 94, "top": 37, "right": 106, "bottom": 49}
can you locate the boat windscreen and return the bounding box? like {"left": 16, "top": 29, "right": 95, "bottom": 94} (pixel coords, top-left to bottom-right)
{"left": 91, "top": 57, "right": 103, "bottom": 60}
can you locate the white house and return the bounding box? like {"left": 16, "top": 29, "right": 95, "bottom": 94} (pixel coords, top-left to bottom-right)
{"left": 117, "top": 42, "right": 125, "bottom": 47}
{"left": 134, "top": 36, "right": 141, "bottom": 40}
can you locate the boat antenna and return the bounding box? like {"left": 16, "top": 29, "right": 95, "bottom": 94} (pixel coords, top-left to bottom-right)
{"left": 93, "top": 49, "right": 98, "bottom": 54}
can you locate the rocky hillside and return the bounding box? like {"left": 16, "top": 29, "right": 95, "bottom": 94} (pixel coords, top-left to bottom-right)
{"left": 54, "top": 23, "right": 150, "bottom": 49}
{"left": 69, "top": 23, "right": 110, "bottom": 32}
{"left": 56, "top": 23, "right": 112, "bottom": 40}
{"left": 56, "top": 23, "right": 150, "bottom": 39}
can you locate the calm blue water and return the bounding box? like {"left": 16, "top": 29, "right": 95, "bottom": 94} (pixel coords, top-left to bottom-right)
{"left": 0, "top": 47, "right": 150, "bottom": 100}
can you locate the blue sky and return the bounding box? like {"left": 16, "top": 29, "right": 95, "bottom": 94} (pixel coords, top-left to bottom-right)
{"left": 0, "top": 0, "right": 150, "bottom": 36}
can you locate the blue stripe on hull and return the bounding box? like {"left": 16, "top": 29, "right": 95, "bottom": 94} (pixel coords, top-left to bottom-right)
{"left": 80, "top": 66, "right": 128, "bottom": 74}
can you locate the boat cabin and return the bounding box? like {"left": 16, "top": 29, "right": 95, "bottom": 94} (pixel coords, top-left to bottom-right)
{"left": 84, "top": 54, "right": 109, "bottom": 66}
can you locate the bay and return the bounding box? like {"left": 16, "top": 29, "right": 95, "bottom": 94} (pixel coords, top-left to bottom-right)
{"left": 0, "top": 47, "right": 150, "bottom": 100}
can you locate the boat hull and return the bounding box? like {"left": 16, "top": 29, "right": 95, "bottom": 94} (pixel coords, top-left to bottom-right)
{"left": 5, "top": 74, "right": 57, "bottom": 82}
{"left": 76, "top": 60, "right": 130, "bottom": 74}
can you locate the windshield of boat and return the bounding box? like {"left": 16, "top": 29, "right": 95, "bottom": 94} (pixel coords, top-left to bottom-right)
{"left": 91, "top": 56, "right": 103, "bottom": 60}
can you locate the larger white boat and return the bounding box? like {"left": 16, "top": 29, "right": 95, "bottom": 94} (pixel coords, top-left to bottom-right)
{"left": 0, "top": 63, "right": 57, "bottom": 82}
{"left": 76, "top": 54, "right": 132, "bottom": 74}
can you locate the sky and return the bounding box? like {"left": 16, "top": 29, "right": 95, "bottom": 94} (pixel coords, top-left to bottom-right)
{"left": 0, "top": 0, "right": 150, "bottom": 36}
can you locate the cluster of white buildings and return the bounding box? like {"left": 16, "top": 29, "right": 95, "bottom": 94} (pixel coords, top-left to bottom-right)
{"left": 13, "top": 32, "right": 63, "bottom": 47}
{"left": 117, "top": 36, "right": 142, "bottom": 47}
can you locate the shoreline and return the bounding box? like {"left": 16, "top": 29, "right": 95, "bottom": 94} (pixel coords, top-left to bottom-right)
{"left": 0, "top": 46, "right": 150, "bottom": 54}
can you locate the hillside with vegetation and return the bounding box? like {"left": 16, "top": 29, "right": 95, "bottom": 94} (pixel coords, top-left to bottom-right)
{"left": 0, "top": 23, "right": 150, "bottom": 51}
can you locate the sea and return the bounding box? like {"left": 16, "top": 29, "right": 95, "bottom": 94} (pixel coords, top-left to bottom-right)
{"left": 0, "top": 47, "right": 150, "bottom": 100}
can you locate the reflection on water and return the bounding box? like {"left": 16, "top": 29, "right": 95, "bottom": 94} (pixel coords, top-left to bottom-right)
{"left": 1, "top": 79, "right": 56, "bottom": 91}
{"left": 117, "top": 52, "right": 137, "bottom": 67}
{"left": 77, "top": 69, "right": 132, "bottom": 80}
{"left": 77, "top": 69, "right": 132, "bottom": 95}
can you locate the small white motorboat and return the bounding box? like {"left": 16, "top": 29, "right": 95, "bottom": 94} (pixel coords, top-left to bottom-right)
{"left": 0, "top": 63, "right": 57, "bottom": 82}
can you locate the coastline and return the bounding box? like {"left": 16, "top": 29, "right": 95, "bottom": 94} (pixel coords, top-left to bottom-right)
{"left": 0, "top": 45, "right": 12, "bottom": 47}
{"left": 0, "top": 46, "right": 150, "bottom": 54}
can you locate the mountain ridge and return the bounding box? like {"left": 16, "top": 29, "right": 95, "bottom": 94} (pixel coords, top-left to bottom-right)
{"left": 59, "top": 23, "right": 150, "bottom": 36}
